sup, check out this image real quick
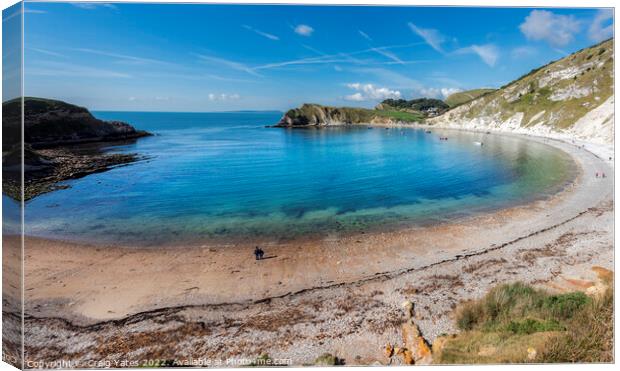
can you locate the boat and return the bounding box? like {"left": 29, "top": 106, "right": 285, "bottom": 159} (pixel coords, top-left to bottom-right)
{"left": 474, "top": 141, "right": 484, "bottom": 146}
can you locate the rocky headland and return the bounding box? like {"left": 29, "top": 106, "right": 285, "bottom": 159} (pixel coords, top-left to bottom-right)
{"left": 2, "top": 97, "right": 152, "bottom": 200}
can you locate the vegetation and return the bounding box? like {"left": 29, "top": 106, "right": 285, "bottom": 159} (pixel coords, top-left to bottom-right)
{"left": 314, "top": 353, "right": 346, "bottom": 366}
{"left": 444, "top": 89, "right": 495, "bottom": 107}
{"left": 380, "top": 98, "right": 448, "bottom": 112}
{"left": 279, "top": 103, "right": 422, "bottom": 126}
{"left": 440, "top": 38, "right": 614, "bottom": 131}
{"left": 435, "top": 281, "right": 613, "bottom": 364}
{"left": 374, "top": 109, "right": 424, "bottom": 122}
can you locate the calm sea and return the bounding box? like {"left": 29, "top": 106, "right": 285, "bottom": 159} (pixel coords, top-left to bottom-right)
{"left": 20, "top": 111, "right": 575, "bottom": 246}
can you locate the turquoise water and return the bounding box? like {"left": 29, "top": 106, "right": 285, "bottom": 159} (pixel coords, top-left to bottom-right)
{"left": 23, "top": 111, "right": 575, "bottom": 246}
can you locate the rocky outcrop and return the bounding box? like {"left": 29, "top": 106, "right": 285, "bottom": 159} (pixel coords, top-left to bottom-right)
{"left": 274, "top": 104, "right": 380, "bottom": 127}
{"left": 273, "top": 103, "right": 418, "bottom": 127}
{"left": 2, "top": 97, "right": 151, "bottom": 149}
{"left": 2, "top": 97, "right": 152, "bottom": 200}
{"left": 428, "top": 39, "right": 614, "bottom": 145}
{"left": 385, "top": 301, "right": 433, "bottom": 365}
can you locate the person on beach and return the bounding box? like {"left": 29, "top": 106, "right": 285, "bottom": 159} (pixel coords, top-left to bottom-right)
{"left": 254, "top": 246, "right": 261, "bottom": 260}
{"left": 596, "top": 172, "right": 599, "bottom": 178}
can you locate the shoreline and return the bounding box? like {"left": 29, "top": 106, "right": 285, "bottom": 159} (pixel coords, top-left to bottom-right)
{"left": 12, "top": 130, "right": 614, "bottom": 365}
{"left": 21, "top": 126, "right": 579, "bottom": 249}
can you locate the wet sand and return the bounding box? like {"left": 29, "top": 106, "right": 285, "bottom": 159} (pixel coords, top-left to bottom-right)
{"left": 7, "top": 133, "right": 614, "bottom": 366}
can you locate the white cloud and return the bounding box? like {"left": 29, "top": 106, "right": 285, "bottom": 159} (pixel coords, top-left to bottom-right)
{"left": 416, "top": 87, "right": 461, "bottom": 99}
{"left": 519, "top": 10, "right": 580, "bottom": 47}
{"left": 208, "top": 93, "right": 240, "bottom": 101}
{"left": 440, "top": 87, "right": 462, "bottom": 98}
{"left": 294, "top": 24, "right": 314, "bottom": 37}
{"left": 455, "top": 44, "right": 499, "bottom": 67}
{"left": 588, "top": 9, "right": 613, "bottom": 42}
{"left": 242, "top": 25, "right": 279, "bottom": 41}
{"left": 408, "top": 22, "right": 445, "bottom": 53}
{"left": 345, "top": 92, "right": 365, "bottom": 101}
{"left": 344, "top": 83, "right": 401, "bottom": 101}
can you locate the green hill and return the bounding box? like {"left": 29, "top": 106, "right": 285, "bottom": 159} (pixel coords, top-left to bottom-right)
{"left": 273, "top": 103, "right": 423, "bottom": 127}
{"left": 429, "top": 39, "right": 614, "bottom": 144}
{"left": 444, "top": 89, "right": 495, "bottom": 107}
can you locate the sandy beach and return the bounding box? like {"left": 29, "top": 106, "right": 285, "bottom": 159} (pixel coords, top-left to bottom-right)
{"left": 9, "top": 133, "right": 614, "bottom": 366}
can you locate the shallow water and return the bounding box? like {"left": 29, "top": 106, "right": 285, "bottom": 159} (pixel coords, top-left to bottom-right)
{"left": 22, "top": 111, "right": 576, "bottom": 245}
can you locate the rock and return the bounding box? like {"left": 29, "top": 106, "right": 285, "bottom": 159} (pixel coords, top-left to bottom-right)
{"left": 2, "top": 97, "right": 152, "bottom": 149}
{"left": 386, "top": 300, "right": 433, "bottom": 365}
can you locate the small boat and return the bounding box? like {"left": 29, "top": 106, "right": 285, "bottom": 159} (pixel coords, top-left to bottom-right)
{"left": 439, "top": 137, "right": 448, "bottom": 141}
{"left": 474, "top": 141, "right": 484, "bottom": 146}
{"left": 425, "top": 130, "right": 432, "bottom": 134}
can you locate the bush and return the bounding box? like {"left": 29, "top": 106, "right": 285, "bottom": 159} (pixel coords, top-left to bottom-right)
{"left": 314, "top": 353, "right": 345, "bottom": 366}
{"left": 537, "top": 287, "right": 613, "bottom": 363}
{"left": 455, "top": 282, "right": 590, "bottom": 332}
{"left": 539, "top": 292, "right": 590, "bottom": 320}
{"left": 505, "top": 319, "right": 563, "bottom": 334}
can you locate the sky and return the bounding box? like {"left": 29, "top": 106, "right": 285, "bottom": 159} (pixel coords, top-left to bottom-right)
{"left": 14, "top": 2, "right": 615, "bottom": 111}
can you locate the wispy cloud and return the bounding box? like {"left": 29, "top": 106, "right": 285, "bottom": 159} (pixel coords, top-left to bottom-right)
{"left": 254, "top": 43, "right": 422, "bottom": 71}
{"left": 242, "top": 25, "right": 279, "bottom": 41}
{"left": 358, "top": 30, "right": 372, "bottom": 42}
{"left": 71, "top": 3, "right": 117, "bottom": 10}
{"left": 358, "top": 30, "right": 404, "bottom": 64}
{"left": 28, "top": 61, "right": 131, "bottom": 78}
{"left": 196, "top": 54, "right": 262, "bottom": 77}
{"left": 344, "top": 83, "right": 401, "bottom": 101}
{"left": 294, "top": 24, "right": 314, "bottom": 36}
{"left": 519, "top": 10, "right": 580, "bottom": 47}
{"left": 369, "top": 46, "right": 404, "bottom": 64}
{"left": 408, "top": 22, "right": 445, "bottom": 53}
{"left": 588, "top": 9, "right": 613, "bottom": 42}
{"left": 27, "top": 47, "right": 66, "bottom": 58}
{"left": 26, "top": 9, "right": 48, "bottom": 14}
{"left": 511, "top": 45, "right": 537, "bottom": 59}
{"left": 455, "top": 44, "right": 499, "bottom": 67}
{"left": 72, "top": 48, "right": 170, "bottom": 65}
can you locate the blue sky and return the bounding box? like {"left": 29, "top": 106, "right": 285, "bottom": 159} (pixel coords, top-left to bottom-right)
{"left": 18, "top": 2, "right": 613, "bottom": 111}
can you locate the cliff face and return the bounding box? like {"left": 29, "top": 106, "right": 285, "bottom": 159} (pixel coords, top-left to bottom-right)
{"left": 2, "top": 97, "right": 151, "bottom": 149}
{"left": 428, "top": 39, "right": 614, "bottom": 145}
{"left": 274, "top": 103, "right": 420, "bottom": 127}
{"left": 275, "top": 104, "right": 389, "bottom": 127}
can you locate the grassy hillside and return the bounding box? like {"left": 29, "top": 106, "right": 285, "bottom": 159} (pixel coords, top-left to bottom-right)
{"left": 430, "top": 39, "right": 613, "bottom": 136}
{"left": 445, "top": 89, "right": 495, "bottom": 107}
{"left": 433, "top": 280, "right": 613, "bottom": 364}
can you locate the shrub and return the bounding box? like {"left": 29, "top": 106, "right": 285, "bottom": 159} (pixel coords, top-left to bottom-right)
{"left": 537, "top": 287, "right": 613, "bottom": 363}
{"left": 314, "top": 353, "right": 345, "bottom": 366}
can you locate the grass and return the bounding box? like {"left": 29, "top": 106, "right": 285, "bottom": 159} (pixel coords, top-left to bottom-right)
{"left": 453, "top": 38, "right": 613, "bottom": 130}
{"left": 444, "top": 89, "right": 495, "bottom": 107}
{"left": 374, "top": 109, "right": 423, "bottom": 122}
{"left": 285, "top": 103, "right": 423, "bottom": 124}
{"left": 434, "top": 281, "right": 613, "bottom": 364}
